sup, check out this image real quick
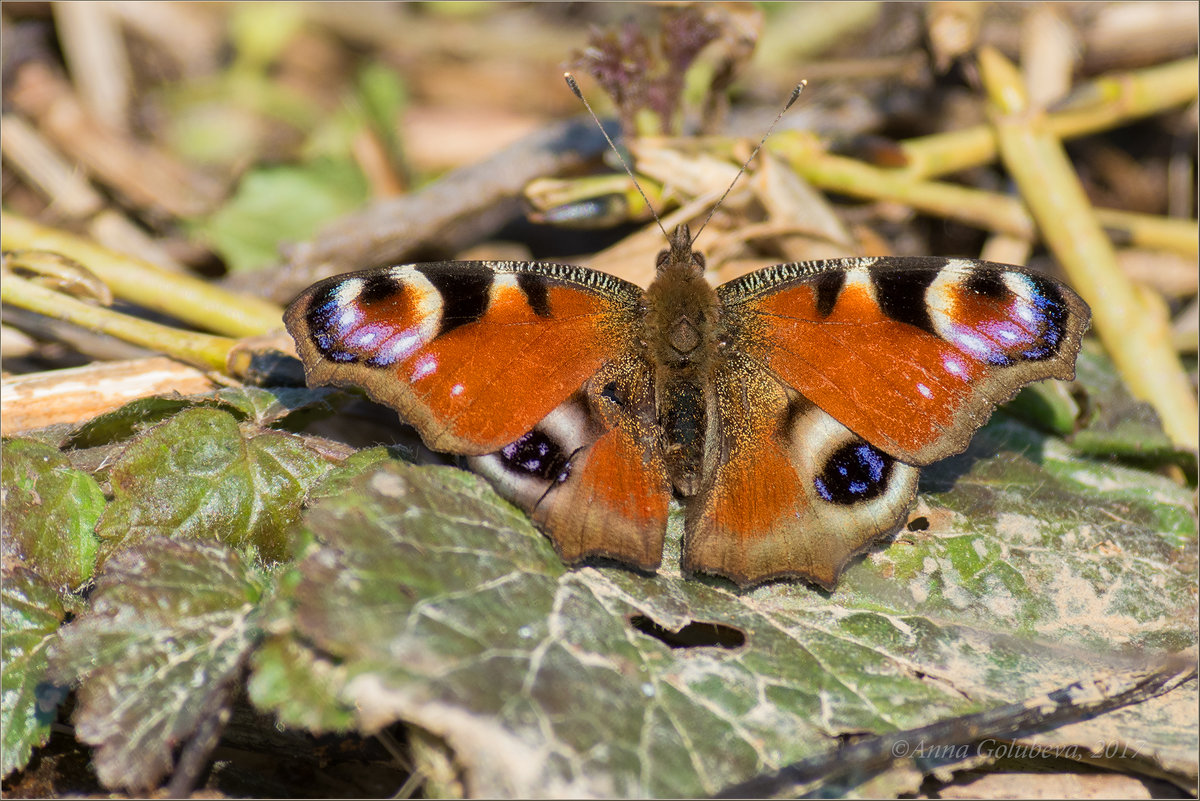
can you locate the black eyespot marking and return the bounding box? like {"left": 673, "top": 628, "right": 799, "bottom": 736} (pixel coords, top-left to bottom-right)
{"left": 419, "top": 264, "right": 493, "bottom": 336}
{"left": 778, "top": 398, "right": 806, "bottom": 439}
{"left": 982, "top": 349, "right": 1017, "bottom": 368}
{"left": 516, "top": 272, "right": 552, "bottom": 317}
{"left": 964, "top": 270, "right": 1008, "bottom": 299}
{"left": 498, "top": 429, "right": 570, "bottom": 483}
{"left": 874, "top": 269, "right": 938, "bottom": 334}
{"left": 814, "top": 442, "right": 895, "bottom": 505}
{"left": 811, "top": 270, "right": 849, "bottom": 316}
{"left": 358, "top": 273, "right": 402, "bottom": 305}
{"left": 965, "top": 271, "right": 1071, "bottom": 363}
{"left": 814, "top": 270, "right": 846, "bottom": 318}
{"left": 305, "top": 284, "right": 337, "bottom": 327}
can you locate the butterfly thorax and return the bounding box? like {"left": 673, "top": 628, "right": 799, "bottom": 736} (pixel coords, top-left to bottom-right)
{"left": 643, "top": 225, "right": 724, "bottom": 497}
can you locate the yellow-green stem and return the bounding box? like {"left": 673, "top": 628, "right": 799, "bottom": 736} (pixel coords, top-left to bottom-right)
{"left": 771, "top": 136, "right": 1035, "bottom": 236}
{"left": 980, "top": 47, "right": 1198, "bottom": 450}
{"left": 2, "top": 273, "right": 239, "bottom": 374}
{"left": 1095, "top": 209, "right": 1198, "bottom": 259}
{"left": 901, "top": 56, "right": 1199, "bottom": 180}
{"left": 768, "top": 135, "right": 1199, "bottom": 259}
{"left": 1, "top": 210, "right": 284, "bottom": 337}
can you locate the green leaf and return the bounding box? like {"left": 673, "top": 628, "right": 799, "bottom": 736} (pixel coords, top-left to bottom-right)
{"left": 1069, "top": 343, "right": 1192, "bottom": 467}
{"left": 307, "top": 446, "right": 404, "bottom": 502}
{"left": 879, "top": 417, "right": 1197, "bottom": 642}
{"left": 1002, "top": 379, "right": 1082, "bottom": 438}
{"left": 1, "top": 567, "right": 67, "bottom": 779}
{"left": 355, "top": 63, "right": 408, "bottom": 162}
{"left": 47, "top": 539, "right": 264, "bottom": 792}
{"left": 275, "top": 434, "right": 1195, "bottom": 797}
{"left": 67, "top": 387, "right": 341, "bottom": 450}
{"left": 1, "top": 438, "right": 103, "bottom": 590}
{"left": 66, "top": 396, "right": 199, "bottom": 449}
{"left": 194, "top": 159, "right": 368, "bottom": 273}
{"left": 357, "top": 64, "right": 408, "bottom": 134}
{"left": 228, "top": 3, "right": 305, "bottom": 72}
{"left": 95, "top": 407, "right": 333, "bottom": 564}
{"left": 209, "top": 386, "right": 341, "bottom": 428}
{"left": 247, "top": 634, "right": 355, "bottom": 734}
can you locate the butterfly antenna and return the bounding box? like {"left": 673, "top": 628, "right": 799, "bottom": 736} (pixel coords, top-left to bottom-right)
{"left": 564, "top": 72, "right": 671, "bottom": 241}
{"left": 690, "top": 80, "right": 806, "bottom": 246}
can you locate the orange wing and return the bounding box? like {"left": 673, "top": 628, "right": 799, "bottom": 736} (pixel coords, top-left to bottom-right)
{"left": 683, "top": 354, "right": 918, "bottom": 589}
{"left": 469, "top": 355, "right": 671, "bottom": 571}
{"left": 285, "top": 261, "right": 642, "bottom": 455}
{"left": 718, "top": 257, "right": 1090, "bottom": 466}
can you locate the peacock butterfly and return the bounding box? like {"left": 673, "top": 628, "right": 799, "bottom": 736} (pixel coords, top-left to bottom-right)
{"left": 284, "top": 217, "right": 1090, "bottom": 589}
{"left": 285, "top": 77, "right": 1089, "bottom": 589}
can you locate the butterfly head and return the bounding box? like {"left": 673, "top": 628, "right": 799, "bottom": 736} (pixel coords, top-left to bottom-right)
{"left": 656, "top": 224, "right": 707, "bottom": 279}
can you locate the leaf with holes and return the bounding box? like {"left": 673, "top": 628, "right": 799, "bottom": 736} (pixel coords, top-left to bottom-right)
{"left": 46, "top": 539, "right": 265, "bottom": 792}
{"left": 1, "top": 567, "right": 68, "bottom": 779}
{"left": 1, "top": 438, "right": 103, "bottom": 591}
{"left": 95, "top": 407, "right": 334, "bottom": 564}
{"left": 257, "top": 432, "right": 1195, "bottom": 798}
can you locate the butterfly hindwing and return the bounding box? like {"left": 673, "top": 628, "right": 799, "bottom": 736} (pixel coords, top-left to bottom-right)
{"left": 719, "top": 257, "right": 1090, "bottom": 466}
{"left": 285, "top": 261, "right": 643, "bottom": 455}
{"left": 470, "top": 355, "right": 670, "bottom": 570}
{"left": 683, "top": 353, "right": 919, "bottom": 589}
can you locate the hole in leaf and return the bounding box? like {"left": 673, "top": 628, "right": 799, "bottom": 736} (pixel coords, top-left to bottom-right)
{"left": 907, "top": 515, "right": 930, "bottom": 531}
{"left": 628, "top": 615, "right": 746, "bottom": 649}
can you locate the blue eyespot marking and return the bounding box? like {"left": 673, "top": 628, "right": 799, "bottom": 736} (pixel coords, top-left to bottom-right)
{"left": 814, "top": 442, "right": 893, "bottom": 505}
{"left": 500, "top": 430, "right": 571, "bottom": 483}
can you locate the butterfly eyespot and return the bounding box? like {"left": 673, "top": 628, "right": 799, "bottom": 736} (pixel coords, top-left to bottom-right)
{"left": 358, "top": 273, "right": 403, "bottom": 305}
{"left": 813, "top": 442, "right": 895, "bottom": 505}
{"left": 499, "top": 430, "right": 571, "bottom": 484}
{"left": 964, "top": 270, "right": 1008, "bottom": 299}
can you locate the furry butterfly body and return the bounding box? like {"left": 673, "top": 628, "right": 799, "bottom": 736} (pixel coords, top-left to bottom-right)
{"left": 285, "top": 225, "right": 1089, "bottom": 589}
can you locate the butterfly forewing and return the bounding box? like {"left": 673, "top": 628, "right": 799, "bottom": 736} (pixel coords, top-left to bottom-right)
{"left": 285, "top": 260, "right": 643, "bottom": 455}
{"left": 718, "top": 257, "right": 1091, "bottom": 466}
